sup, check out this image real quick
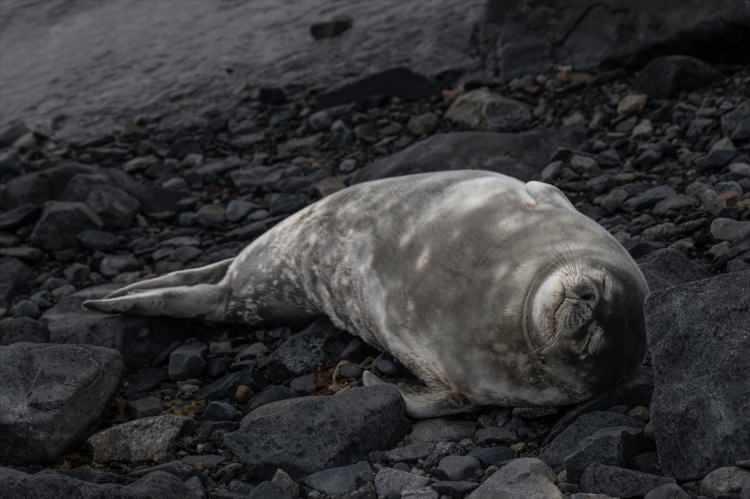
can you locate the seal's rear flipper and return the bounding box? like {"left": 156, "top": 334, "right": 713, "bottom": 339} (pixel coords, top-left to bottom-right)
{"left": 83, "top": 283, "right": 228, "bottom": 321}
{"left": 362, "top": 370, "right": 475, "bottom": 418}
{"left": 102, "top": 258, "right": 234, "bottom": 299}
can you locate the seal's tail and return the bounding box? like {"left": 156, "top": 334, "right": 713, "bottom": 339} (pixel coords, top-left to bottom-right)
{"left": 82, "top": 258, "right": 234, "bottom": 321}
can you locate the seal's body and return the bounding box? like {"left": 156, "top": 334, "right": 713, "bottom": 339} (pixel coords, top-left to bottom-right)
{"left": 85, "top": 171, "right": 649, "bottom": 417}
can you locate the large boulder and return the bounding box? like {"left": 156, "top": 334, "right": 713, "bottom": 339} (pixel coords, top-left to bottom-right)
{"left": 482, "top": 0, "right": 750, "bottom": 80}
{"left": 637, "top": 248, "right": 711, "bottom": 292}
{"left": 0, "top": 343, "right": 123, "bottom": 464}
{"left": 0, "top": 468, "right": 197, "bottom": 499}
{"left": 646, "top": 270, "right": 750, "bottom": 480}
{"left": 223, "top": 385, "right": 411, "bottom": 478}
{"left": 352, "top": 128, "right": 582, "bottom": 183}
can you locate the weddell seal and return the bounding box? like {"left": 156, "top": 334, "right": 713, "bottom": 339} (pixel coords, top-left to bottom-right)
{"left": 84, "top": 170, "right": 649, "bottom": 418}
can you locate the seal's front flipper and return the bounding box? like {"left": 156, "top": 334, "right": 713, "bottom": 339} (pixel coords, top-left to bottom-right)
{"left": 83, "top": 283, "right": 228, "bottom": 321}
{"left": 102, "top": 258, "right": 234, "bottom": 299}
{"left": 362, "top": 370, "right": 475, "bottom": 418}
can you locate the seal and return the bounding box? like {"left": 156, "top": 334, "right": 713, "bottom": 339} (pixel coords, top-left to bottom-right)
{"left": 84, "top": 170, "right": 649, "bottom": 418}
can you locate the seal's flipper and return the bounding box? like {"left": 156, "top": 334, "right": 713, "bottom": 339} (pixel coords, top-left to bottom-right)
{"left": 83, "top": 283, "right": 228, "bottom": 321}
{"left": 362, "top": 370, "right": 475, "bottom": 418}
{"left": 102, "top": 258, "right": 234, "bottom": 299}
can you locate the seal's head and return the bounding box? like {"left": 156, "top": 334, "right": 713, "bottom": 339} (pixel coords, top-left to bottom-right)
{"left": 522, "top": 256, "right": 648, "bottom": 403}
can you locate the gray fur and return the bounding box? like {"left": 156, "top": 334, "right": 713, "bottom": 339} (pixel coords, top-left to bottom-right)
{"left": 84, "top": 170, "right": 649, "bottom": 418}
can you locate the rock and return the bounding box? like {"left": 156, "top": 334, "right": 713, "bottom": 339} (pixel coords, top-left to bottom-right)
{"left": 580, "top": 464, "right": 674, "bottom": 498}
{"left": 0, "top": 163, "right": 95, "bottom": 210}
{"left": 0, "top": 257, "right": 32, "bottom": 309}
{"left": 700, "top": 466, "right": 750, "bottom": 498}
{"left": 637, "top": 248, "right": 711, "bottom": 292}
{"left": 303, "top": 461, "right": 374, "bottom": 496}
{"left": 540, "top": 411, "right": 643, "bottom": 469}
{"left": 437, "top": 455, "right": 482, "bottom": 481}
{"left": 403, "top": 488, "right": 439, "bottom": 499}
{"left": 272, "top": 469, "right": 301, "bottom": 498}
{"left": 697, "top": 136, "right": 737, "bottom": 170}
{"left": 223, "top": 385, "right": 410, "bottom": 478}
{"left": 722, "top": 101, "right": 750, "bottom": 142}
{"left": 634, "top": 56, "right": 723, "bottom": 98}
{"left": 88, "top": 415, "right": 189, "bottom": 464}
{"left": 710, "top": 217, "right": 750, "bottom": 242}
{"left": 408, "top": 112, "right": 440, "bottom": 135}
{"left": 249, "top": 481, "right": 294, "bottom": 499}
{"left": 310, "top": 15, "right": 353, "bottom": 39}
{"left": 201, "top": 401, "right": 242, "bottom": 421}
{"left": 409, "top": 418, "right": 477, "bottom": 442}
{"left": 483, "top": 1, "right": 750, "bottom": 80}
{"left": 44, "top": 286, "right": 181, "bottom": 368}
{"left": 383, "top": 442, "right": 435, "bottom": 462}
{"left": 618, "top": 94, "right": 648, "bottom": 115}
{"left": 196, "top": 204, "right": 226, "bottom": 227}
{"left": 0, "top": 203, "right": 40, "bottom": 231}
{"left": 317, "top": 67, "right": 438, "bottom": 108}
{"left": 374, "top": 468, "right": 429, "bottom": 499}
{"left": 30, "top": 201, "right": 103, "bottom": 251}
{"left": 0, "top": 120, "right": 29, "bottom": 148}
{"left": 470, "top": 446, "right": 515, "bottom": 466}
{"left": 258, "top": 318, "right": 348, "bottom": 382}
{"left": 0, "top": 468, "right": 195, "bottom": 499}
{"left": 0, "top": 317, "right": 49, "bottom": 345}
{"left": 445, "top": 88, "right": 532, "bottom": 132}
{"left": 563, "top": 427, "right": 644, "bottom": 482}
{"left": 467, "top": 458, "right": 562, "bottom": 499}
{"left": 646, "top": 270, "right": 750, "bottom": 479}
{"left": 353, "top": 128, "right": 581, "bottom": 183}
{"left": 169, "top": 342, "right": 208, "bottom": 380}
{"left": 624, "top": 185, "right": 676, "bottom": 211}
{"left": 129, "top": 396, "right": 162, "bottom": 418}
{"left": 100, "top": 254, "right": 141, "bottom": 277}
{"left": 644, "top": 483, "right": 690, "bottom": 499}
{"left": 0, "top": 343, "right": 123, "bottom": 464}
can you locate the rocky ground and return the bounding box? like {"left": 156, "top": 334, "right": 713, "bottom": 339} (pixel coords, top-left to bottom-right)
{"left": 3, "top": 3, "right": 750, "bottom": 499}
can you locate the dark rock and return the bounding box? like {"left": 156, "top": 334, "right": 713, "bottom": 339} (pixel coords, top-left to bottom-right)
{"left": 258, "top": 318, "right": 348, "bottom": 382}
{"left": 353, "top": 128, "right": 582, "bottom": 183}
{"left": 256, "top": 86, "right": 287, "bottom": 105}
{"left": 383, "top": 442, "right": 435, "bottom": 462}
{"left": 310, "top": 15, "right": 353, "bottom": 40}
{"left": 0, "top": 163, "right": 95, "bottom": 210}
{"left": 201, "top": 401, "right": 242, "bottom": 421}
{"left": 700, "top": 466, "right": 750, "bottom": 498}
{"left": 564, "top": 427, "right": 645, "bottom": 482}
{"left": 249, "top": 480, "right": 295, "bottom": 499}
{"left": 223, "top": 385, "right": 410, "bottom": 478}
{"left": 61, "top": 173, "right": 141, "bottom": 228}
{"left": 0, "top": 468, "right": 195, "bottom": 499}
{"left": 0, "top": 120, "right": 30, "bottom": 148}
{"left": 634, "top": 56, "right": 723, "bottom": 98}
{"left": 437, "top": 455, "right": 482, "bottom": 481}
{"left": 87, "top": 415, "right": 189, "bottom": 464}
{"left": 409, "top": 418, "right": 477, "bottom": 443}
{"left": 484, "top": 1, "right": 750, "bottom": 81}
{"left": 0, "top": 317, "right": 49, "bottom": 345}
{"left": 469, "top": 446, "right": 515, "bottom": 466}
{"left": 128, "top": 396, "right": 162, "bottom": 418}
{"left": 540, "top": 411, "right": 643, "bottom": 469}
{"left": 579, "top": 464, "right": 674, "bottom": 498}
{"left": 374, "top": 468, "right": 430, "bottom": 499}
{"left": 43, "top": 285, "right": 182, "bottom": 369}
{"left": 168, "top": 342, "right": 208, "bottom": 380}
{"left": 317, "top": 67, "right": 438, "bottom": 108}
{"left": 722, "top": 101, "right": 750, "bottom": 142}
{"left": 646, "top": 270, "right": 750, "bottom": 479}
{"left": 30, "top": 201, "right": 103, "bottom": 251}
{"left": 200, "top": 368, "right": 255, "bottom": 402}
{"left": 0, "top": 257, "right": 32, "bottom": 309}
{"left": 637, "top": 248, "right": 711, "bottom": 292}
{"left": 303, "top": 461, "right": 373, "bottom": 496}
{"left": 0, "top": 203, "right": 40, "bottom": 231}
{"left": 466, "top": 458, "right": 562, "bottom": 499}
{"left": 445, "top": 88, "right": 532, "bottom": 132}
{"left": 0, "top": 343, "right": 123, "bottom": 464}
{"left": 78, "top": 230, "right": 121, "bottom": 251}
{"left": 644, "top": 483, "right": 690, "bottom": 499}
